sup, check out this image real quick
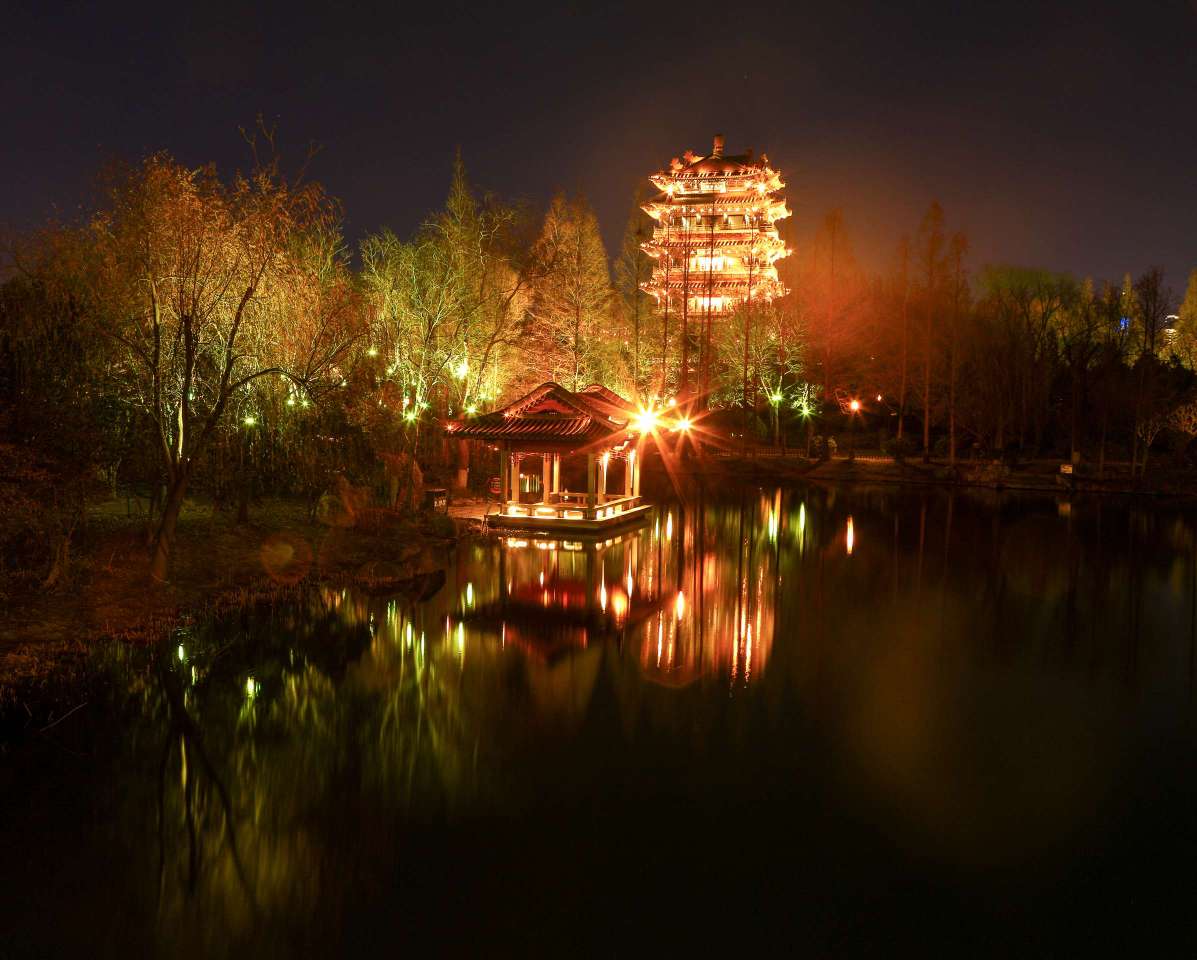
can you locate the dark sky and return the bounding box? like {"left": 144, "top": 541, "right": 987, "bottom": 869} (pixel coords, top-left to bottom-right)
{"left": 5, "top": 1, "right": 1196, "bottom": 291}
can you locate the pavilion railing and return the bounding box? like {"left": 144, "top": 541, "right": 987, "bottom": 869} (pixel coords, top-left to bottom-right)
{"left": 501, "top": 494, "right": 643, "bottom": 522}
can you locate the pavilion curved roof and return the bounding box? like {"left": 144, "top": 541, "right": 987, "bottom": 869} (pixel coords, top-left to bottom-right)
{"left": 444, "top": 381, "right": 634, "bottom": 445}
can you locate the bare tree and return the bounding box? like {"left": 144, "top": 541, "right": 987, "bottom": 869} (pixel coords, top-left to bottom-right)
{"left": 76, "top": 151, "right": 349, "bottom": 580}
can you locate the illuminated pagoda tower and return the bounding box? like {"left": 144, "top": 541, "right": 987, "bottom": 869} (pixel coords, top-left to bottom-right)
{"left": 642, "top": 134, "right": 790, "bottom": 397}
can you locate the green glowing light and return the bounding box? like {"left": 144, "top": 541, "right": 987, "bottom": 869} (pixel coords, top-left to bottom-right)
{"left": 177, "top": 644, "right": 185, "bottom": 662}
{"left": 243, "top": 415, "right": 257, "bottom": 427}
{"left": 245, "top": 676, "right": 258, "bottom": 700}
{"left": 465, "top": 403, "right": 478, "bottom": 416}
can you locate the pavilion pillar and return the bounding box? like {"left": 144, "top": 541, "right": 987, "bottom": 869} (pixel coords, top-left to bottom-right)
{"left": 586, "top": 453, "right": 596, "bottom": 514}
{"left": 632, "top": 449, "right": 641, "bottom": 498}
{"left": 510, "top": 452, "right": 520, "bottom": 504}
{"left": 625, "top": 451, "right": 633, "bottom": 497}
{"left": 499, "top": 445, "right": 508, "bottom": 509}
{"left": 542, "top": 454, "right": 552, "bottom": 504}
{"left": 552, "top": 454, "right": 560, "bottom": 495}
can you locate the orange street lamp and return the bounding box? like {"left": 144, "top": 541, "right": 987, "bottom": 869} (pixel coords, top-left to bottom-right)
{"left": 847, "top": 399, "right": 861, "bottom": 460}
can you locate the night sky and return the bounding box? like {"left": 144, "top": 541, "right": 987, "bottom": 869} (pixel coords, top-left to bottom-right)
{"left": 5, "top": 1, "right": 1195, "bottom": 290}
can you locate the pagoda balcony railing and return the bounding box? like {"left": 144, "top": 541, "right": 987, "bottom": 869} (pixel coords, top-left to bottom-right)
{"left": 501, "top": 493, "right": 643, "bottom": 522}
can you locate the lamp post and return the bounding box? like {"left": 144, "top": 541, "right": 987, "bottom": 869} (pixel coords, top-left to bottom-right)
{"left": 848, "top": 398, "right": 861, "bottom": 462}
{"left": 769, "top": 389, "right": 784, "bottom": 446}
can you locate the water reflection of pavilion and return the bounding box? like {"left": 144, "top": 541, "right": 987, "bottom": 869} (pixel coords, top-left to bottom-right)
{"left": 445, "top": 490, "right": 786, "bottom": 687}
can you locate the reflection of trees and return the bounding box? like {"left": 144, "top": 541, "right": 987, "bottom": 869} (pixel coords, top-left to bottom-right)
{"left": 142, "top": 590, "right": 483, "bottom": 954}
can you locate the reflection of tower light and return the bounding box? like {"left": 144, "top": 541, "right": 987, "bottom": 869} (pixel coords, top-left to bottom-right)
{"left": 846, "top": 516, "right": 855, "bottom": 556}
{"left": 675, "top": 590, "right": 685, "bottom": 620}
{"left": 626, "top": 569, "right": 634, "bottom": 598}
{"left": 657, "top": 616, "right": 663, "bottom": 666}
{"left": 538, "top": 571, "right": 544, "bottom": 587}
{"left": 666, "top": 512, "right": 673, "bottom": 541}
{"left": 600, "top": 579, "right": 608, "bottom": 612}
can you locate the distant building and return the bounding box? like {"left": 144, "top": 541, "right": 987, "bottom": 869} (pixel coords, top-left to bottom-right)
{"left": 641, "top": 134, "right": 791, "bottom": 318}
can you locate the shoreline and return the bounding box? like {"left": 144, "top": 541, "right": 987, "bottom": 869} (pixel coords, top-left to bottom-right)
{"left": 649, "top": 452, "right": 1196, "bottom": 500}
{"left": 0, "top": 495, "right": 465, "bottom": 743}
{"left": 4, "top": 468, "right": 1191, "bottom": 743}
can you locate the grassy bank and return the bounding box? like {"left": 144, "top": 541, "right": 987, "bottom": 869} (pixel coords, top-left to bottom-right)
{"left": 656, "top": 451, "right": 1195, "bottom": 498}
{"left": 0, "top": 495, "right": 458, "bottom": 739}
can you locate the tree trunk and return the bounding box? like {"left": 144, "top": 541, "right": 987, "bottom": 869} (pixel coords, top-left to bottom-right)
{"left": 922, "top": 342, "right": 931, "bottom": 462}
{"left": 150, "top": 473, "right": 190, "bottom": 583}
{"left": 237, "top": 480, "right": 250, "bottom": 524}
{"left": 1098, "top": 411, "right": 1108, "bottom": 479}
{"left": 42, "top": 534, "right": 72, "bottom": 590}
{"left": 898, "top": 289, "right": 909, "bottom": 440}
{"left": 1070, "top": 369, "right": 1081, "bottom": 463}
{"left": 948, "top": 337, "right": 957, "bottom": 466}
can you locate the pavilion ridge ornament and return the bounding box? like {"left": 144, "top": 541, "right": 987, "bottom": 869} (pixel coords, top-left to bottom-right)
{"left": 641, "top": 134, "right": 791, "bottom": 317}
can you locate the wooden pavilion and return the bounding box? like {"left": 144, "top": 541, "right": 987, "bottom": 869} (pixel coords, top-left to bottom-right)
{"left": 445, "top": 382, "right": 651, "bottom": 532}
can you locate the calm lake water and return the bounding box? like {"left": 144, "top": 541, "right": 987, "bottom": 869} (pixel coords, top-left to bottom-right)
{"left": 4, "top": 483, "right": 1197, "bottom": 956}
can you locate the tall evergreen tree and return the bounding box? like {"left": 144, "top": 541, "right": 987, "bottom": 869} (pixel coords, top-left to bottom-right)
{"left": 528, "top": 193, "right": 615, "bottom": 392}
{"left": 613, "top": 192, "right": 654, "bottom": 400}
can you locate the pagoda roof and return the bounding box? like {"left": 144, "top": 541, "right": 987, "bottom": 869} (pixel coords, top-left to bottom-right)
{"left": 444, "top": 382, "right": 635, "bottom": 446}
{"left": 654, "top": 148, "right": 774, "bottom": 179}
{"left": 643, "top": 234, "right": 787, "bottom": 250}
{"left": 680, "top": 152, "right": 759, "bottom": 176}
{"left": 643, "top": 277, "right": 786, "bottom": 291}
